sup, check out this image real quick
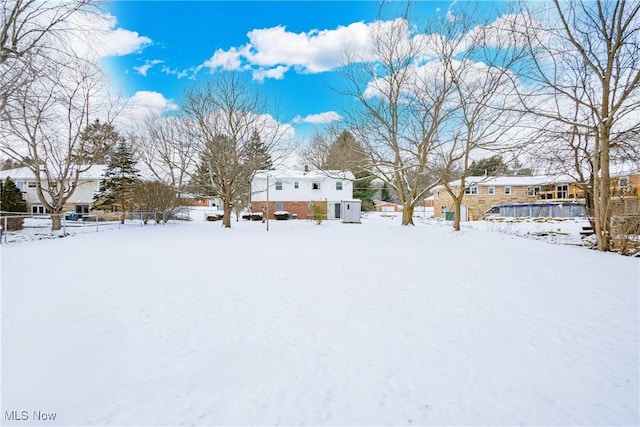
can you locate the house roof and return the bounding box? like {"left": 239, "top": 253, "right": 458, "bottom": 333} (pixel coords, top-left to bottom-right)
{"left": 254, "top": 169, "right": 355, "bottom": 181}
{"left": 433, "top": 174, "right": 579, "bottom": 191}
{"left": 0, "top": 165, "right": 107, "bottom": 181}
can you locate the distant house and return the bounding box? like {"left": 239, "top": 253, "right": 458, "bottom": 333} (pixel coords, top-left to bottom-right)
{"left": 0, "top": 166, "right": 105, "bottom": 216}
{"left": 251, "top": 167, "right": 355, "bottom": 220}
{"left": 374, "top": 201, "right": 402, "bottom": 213}
{"left": 431, "top": 175, "right": 586, "bottom": 220}
{"left": 611, "top": 169, "right": 640, "bottom": 215}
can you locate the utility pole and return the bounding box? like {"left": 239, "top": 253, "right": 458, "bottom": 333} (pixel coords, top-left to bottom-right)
{"left": 266, "top": 174, "right": 269, "bottom": 231}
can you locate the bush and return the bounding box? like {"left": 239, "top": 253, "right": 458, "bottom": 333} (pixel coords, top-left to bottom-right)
{"left": 310, "top": 203, "right": 325, "bottom": 225}
{"left": 274, "top": 211, "right": 290, "bottom": 220}
{"left": 2, "top": 217, "right": 24, "bottom": 231}
{"left": 1, "top": 177, "right": 27, "bottom": 231}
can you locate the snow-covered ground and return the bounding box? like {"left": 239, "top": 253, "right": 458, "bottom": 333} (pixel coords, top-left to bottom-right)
{"left": 1, "top": 211, "right": 638, "bottom": 426}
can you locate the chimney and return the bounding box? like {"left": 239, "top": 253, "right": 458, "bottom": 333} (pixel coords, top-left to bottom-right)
{"left": 304, "top": 165, "right": 309, "bottom": 174}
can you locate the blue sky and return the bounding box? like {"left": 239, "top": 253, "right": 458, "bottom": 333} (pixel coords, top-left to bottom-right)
{"left": 100, "top": 1, "right": 496, "bottom": 139}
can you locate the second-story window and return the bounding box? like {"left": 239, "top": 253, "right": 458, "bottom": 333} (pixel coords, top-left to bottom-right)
{"left": 504, "top": 186, "right": 512, "bottom": 195}
{"left": 464, "top": 186, "right": 478, "bottom": 195}
{"left": 336, "top": 181, "right": 343, "bottom": 190}
{"left": 312, "top": 182, "right": 320, "bottom": 190}
{"left": 294, "top": 181, "right": 299, "bottom": 189}
{"left": 488, "top": 186, "right": 495, "bottom": 195}
{"left": 275, "top": 181, "right": 283, "bottom": 190}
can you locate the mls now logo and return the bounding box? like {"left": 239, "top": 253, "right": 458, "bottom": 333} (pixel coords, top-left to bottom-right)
{"left": 5, "top": 410, "right": 57, "bottom": 421}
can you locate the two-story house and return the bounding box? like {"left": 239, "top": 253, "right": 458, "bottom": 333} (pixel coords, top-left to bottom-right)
{"left": 251, "top": 167, "right": 355, "bottom": 220}
{"left": 0, "top": 166, "right": 105, "bottom": 216}
{"left": 431, "top": 175, "right": 585, "bottom": 220}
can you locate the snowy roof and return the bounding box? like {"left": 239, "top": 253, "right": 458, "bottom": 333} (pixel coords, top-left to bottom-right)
{"left": 254, "top": 169, "right": 355, "bottom": 181}
{"left": 0, "top": 165, "right": 107, "bottom": 181}
{"left": 434, "top": 174, "right": 579, "bottom": 190}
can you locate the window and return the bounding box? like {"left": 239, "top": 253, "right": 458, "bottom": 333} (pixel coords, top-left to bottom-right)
{"left": 275, "top": 202, "right": 283, "bottom": 211}
{"left": 619, "top": 177, "right": 629, "bottom": 187}
{"left": 312, "top": 182, "right": 320, "bottom": 190}
{"left": 75, "top": 205, "right": 89, "bottom": 215}
{"left": 275, "top": 181, "right": 283, "bottom": 190}
{"left": 15, "top": 181, "right": 24, "bottom": 191}
{"left": 28, "top": 181, "right": 37, "bottom": 188}
{"left": 556, "top": 184, "right": 568, "bottom": 199}
{"left": 294, "top": 181, "right": 299, "bottom": 189}
{"left": 527, "top": 186, "right": 540, "bottom": 196}
{"left": 336, "top": 181, "right": 343, "bottom": 190}
{"left": 488, "top": 186, "right": 495, "bottom": 195}
{"left": 504, "top": 186, "right": 512, "bottom": 195}
{"left": 464, "top": 186, "right": 478, "bottom": 195}
{"left": 31, "top": 205, "right": 46, "bottom": 215}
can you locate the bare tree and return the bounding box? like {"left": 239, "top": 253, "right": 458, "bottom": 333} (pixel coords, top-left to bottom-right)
{"left": 135, "top": 114, "right": 198, "bottom": 191}
{"left": 342, "top": 16, "right": 444, "bottom": 225}
{"left": 0, "top": 0, "right": 97, "bottom": 112}
{"left": 182, "top": 72, "right": 290, "bottom": 228}
{"left": 429, "top": 12, "right": 528, "bottom": 230}
{"left": 517, "top": 0, "right": 640, "bottom": 251}
{"left": 0, "top": 60, "right": 113, "bottom": 230}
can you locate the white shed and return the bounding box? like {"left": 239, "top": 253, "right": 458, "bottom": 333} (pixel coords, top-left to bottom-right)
{"left": 340, "top": 199, "right": 361, "bottom": 223}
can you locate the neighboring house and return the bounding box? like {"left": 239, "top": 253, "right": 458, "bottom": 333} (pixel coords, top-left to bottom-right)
{"left": 179, "top": 193, "right": 221, "bottom": 208}
{"left": 0, "top": 166, "right": 105, "bottom": 216}
{"left": 251, "top": 167, "right": 355, "bottom": 220}
{"left": 374, "top": 201, "right": 402, "bottom": 212}
{"left": 431, "top": 175, "right": 585, "bottom": 220}
{"left": 611, "top": 168, "right": 640, "bottom": 215}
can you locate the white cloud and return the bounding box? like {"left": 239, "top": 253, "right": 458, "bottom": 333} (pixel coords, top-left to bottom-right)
{"left": 115, "top": 91, "right": 178, "bottom": 129}
{"left": 201, "top": 21, "right": 376, "bottom": 80}
{"left": 252, "top": 65, "right": 290, "bottom": 82}
{"left": 65, "top": 12, "right": 151, "bottom": 60}
{"left": 134, "top": 59, "right": 164, "bottom": 77}
{"left": 293, "top": 111, "right": 343, "bottom": 124}
{"left": 161, "top": 65, "right": 203, "bottom": 80}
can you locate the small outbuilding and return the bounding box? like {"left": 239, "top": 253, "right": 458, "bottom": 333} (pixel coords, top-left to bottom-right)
{"left": 340, "top": 199, "right": 361, "bottom": 223}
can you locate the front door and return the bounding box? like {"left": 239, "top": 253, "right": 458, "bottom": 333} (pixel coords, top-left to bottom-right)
{"left": 334, "top": 203, "right": 341, "bottom": 219}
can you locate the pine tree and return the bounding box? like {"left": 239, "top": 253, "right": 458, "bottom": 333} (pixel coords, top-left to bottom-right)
{"left": 93, "top": 138, "right": 140, "bottom": 223}
{"left": 77, "top": 119, "right": 120, "bottom": 164}
{"left": 353, "top": 171, "right": 376, "bottom": 211}
{"left": 380, "top": 183, "right": 393, "bottom": 202}
{"left": 0, "top": 177, "right": 28, "bottom": 230}
{"left": 245, "top": 130, "right": 273, "bottom": 171}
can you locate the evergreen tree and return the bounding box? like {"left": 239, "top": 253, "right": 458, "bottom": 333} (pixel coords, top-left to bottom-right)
{"left": 77, "top": 119, "right": 120, "bottom": 164}
{"left": 468, "top": 155, "right": 508, "bottom": 176}
{"left": 380, "top": 183, "right": 393, "bottom": 202}
{"left": 324, "top": 130, "right": 366, "bottom": 171}
{"left": 0, "top": 177, "right": 28, "bottom": 230}
{"left": 353, "top": 171, "right": 376, "bottom": 211}
{"left": 244, "top": 130, "right": 273, "bottom": 171}
{"left": 93, "top": 138, "right": 140, "bottom": 223}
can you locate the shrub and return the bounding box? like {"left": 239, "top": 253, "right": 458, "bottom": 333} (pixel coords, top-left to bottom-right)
{"left": 274, "top": 211, "right": 290, "bottom": 220}
{"left": 1, "top": 177, "right": 27, "bottom": 231}
{"left": 310, "top": 203, "right": 325, "bottom": 225}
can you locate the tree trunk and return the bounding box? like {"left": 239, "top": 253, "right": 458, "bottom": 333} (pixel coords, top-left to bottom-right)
{"left": 222, "top": 198, "right": 232, "bottom": 228}
{"left": 401, "top": 205, "right": 414, "bottom": 225}
{"left": 453, "top": 198, "right": 461, "bottom": 231}
{"left": 597, "top": 137, "right": 612, "bottom": 251}
{"left": 51, "top": 210, "right": 62, "bottom": 231}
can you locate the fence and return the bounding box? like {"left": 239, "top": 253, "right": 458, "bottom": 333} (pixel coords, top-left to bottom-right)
{"left": 0, "top": 209, "right": 190, "bottom": 244}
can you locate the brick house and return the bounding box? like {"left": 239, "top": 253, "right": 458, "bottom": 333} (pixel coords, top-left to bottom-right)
{"left": 251, "top": 168, "right": 355, "bottom": 220}
{"left": 431, "top": 175, "right": 585, "bottom": 220}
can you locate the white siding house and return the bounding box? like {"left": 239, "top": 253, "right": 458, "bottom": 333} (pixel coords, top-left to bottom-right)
{"left": 0, "top": 166, "right": 104, "bottom": 215}
{"left": 251, "top": 168, "right": 355, "bottom": 219}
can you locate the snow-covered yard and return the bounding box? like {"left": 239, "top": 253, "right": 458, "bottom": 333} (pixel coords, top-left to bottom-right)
{"left": 1, "top": 212, "right": 638, "bottom": 426}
